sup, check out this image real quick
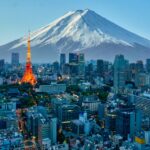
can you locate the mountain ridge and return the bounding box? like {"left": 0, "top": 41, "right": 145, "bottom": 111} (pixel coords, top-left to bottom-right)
{"left": 0, "top": 9, "right": 150, "bottom": 63}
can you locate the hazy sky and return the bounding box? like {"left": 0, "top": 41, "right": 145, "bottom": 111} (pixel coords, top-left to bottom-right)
{"left": 0, "top": 0, "right": 149, "bottom": 45}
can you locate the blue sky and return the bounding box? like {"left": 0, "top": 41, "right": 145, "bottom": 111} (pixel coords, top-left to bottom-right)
{"left": 0, "top": 0, "right": 149, "bottom": 45}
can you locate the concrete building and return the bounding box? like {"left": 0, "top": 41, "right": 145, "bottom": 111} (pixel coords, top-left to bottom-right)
{"left": 71, "top": 120, "right": 84, "bottom": 135}
{"left": 130, "top": 94, "right": 150, "bottom": 117}
{"left": 52, "top": 144, "right": 69, "bottom": 150}
{"left": 39, "top": 83, "right": 66, "bottom": 94}
{"left": 0, "top": 102, "right": 16, "bottom": 111}
{"left": 82, "top": 95, "right": 101, "bottom": 113}
{"left": 57, "top": 104, "right": 80, "bottom": 128}
{"left": 42, "top": 138, "right": 51, "bottom": 150}
{"left": 135, "top": 73, "right": 150, "bottom": 87}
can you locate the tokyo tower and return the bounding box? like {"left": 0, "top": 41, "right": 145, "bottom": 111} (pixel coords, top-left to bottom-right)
{"left": 21, "top": 34, "right": 37, "bottom": 85}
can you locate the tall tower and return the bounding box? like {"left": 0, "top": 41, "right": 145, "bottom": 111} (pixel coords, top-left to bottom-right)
{"left": 21, "top": 34, "right": 37, "bottom": 85}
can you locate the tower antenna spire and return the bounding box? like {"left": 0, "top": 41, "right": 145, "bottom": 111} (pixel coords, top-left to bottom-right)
{"left": 28, "top": 29, "right": 30, "bottom": 36}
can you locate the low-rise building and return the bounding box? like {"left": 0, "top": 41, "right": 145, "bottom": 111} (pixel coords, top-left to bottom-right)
{"left": 39, "top": 83, "right": 66, "bottom": 94}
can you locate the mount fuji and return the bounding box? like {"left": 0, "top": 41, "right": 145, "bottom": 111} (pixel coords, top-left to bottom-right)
{"left": 0, "top": 9, "right": 150, "bottom": 63}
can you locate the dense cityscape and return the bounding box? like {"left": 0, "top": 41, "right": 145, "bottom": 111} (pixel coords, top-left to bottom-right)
{"left": 0, "top": 35, "right": 150, "bottom": 150}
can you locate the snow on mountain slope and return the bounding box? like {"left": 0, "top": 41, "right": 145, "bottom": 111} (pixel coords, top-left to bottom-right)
{"left": 1, "top": 9, "right": 150, "bottom": 63}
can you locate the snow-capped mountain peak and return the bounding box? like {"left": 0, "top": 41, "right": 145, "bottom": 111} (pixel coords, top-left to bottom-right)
{"left": 11, "top": 9, "right": 135, "bottom": 49}
{"left": 1, "top": 9, "right": 150, "bottom": 63}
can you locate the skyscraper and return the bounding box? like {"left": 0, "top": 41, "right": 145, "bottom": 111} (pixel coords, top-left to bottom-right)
{"left": 116, "top": 110, "right": 135, "bottom": 140}
{"left": 97, "top": 59, "right": 104, "bottom": 77}
{"left": 136, "top": 60, "right": 144, "bottom": 73}
{"left": 114, "top": 55, "right": 129, "bottom": 93}
{"left": 78, "top": 53, "right": 85, "bottom": 76}
{"left": 146, "top": 59, "right": 150, "bottom": 73}
{"left": 116, "top": 108, "right": 142, "bottom": 140}
{"left": 49, "top": 118, "right": 57, "bottom": 144}
{"left": 68, "top": 53, "right": 79, "bottom": 76}
{"left": 0, "top": 59, "right": 4, "bottom": 71}
{"left": 129, "top": 63, "right": 137, "bottom": 80}
{"left": 78, "top": 53, "right": 84, "bottom": 63}
{"left": 69, "top": 53, "right": 78, "bottom": 63}
{"left": 52, "top": 61, "right": 59, "bottom": 74}
{"left": 60, "top": 53, "right": 66, "bottom": 73}
{"left": 60, "top": 53, "right": 66, "bottom": 65}
{"left": 21, "top": 35, "right": 37, "bottom": 85}
{"left": 11, "top": 53, "right": 19, "bottom": 66}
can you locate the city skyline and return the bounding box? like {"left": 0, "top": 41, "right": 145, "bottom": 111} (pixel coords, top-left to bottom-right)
{"left": 0, "top": 0, "right": 150, "bottom": 45}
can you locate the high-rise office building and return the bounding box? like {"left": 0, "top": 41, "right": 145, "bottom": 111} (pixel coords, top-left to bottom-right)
{"left": 129, "top": 63, "right": 137, "bottom": 80}
{"left": 68, "top": 53, "right": 78, "bottom": 76}
{"left": 86, "top": 63, "right": 93, "bottom": 75}
{"left": 136, "top": 60, "right": 144, "bottom": 73}
{"left": 52, "top": 61, "right": 59, "bottom": 73}
{"left": 69, "top": 53, "right": 78, "bottom": 63}
{"left": 60, "top": 53, "right": 66, "bottom": 73}
{"left": 11, "top": 52, "right": 19, "bottom": 66}
{"left": 105, "top": 111, "right": 117, "bottom": 132}
{"left": 60, "top": 53, "right": 66, "bottom": 65}
{"left": 146, "top": 59, "right": 150, "bottom": 73}
{"left": 63, "top": 63, "right": 70, "bottom": 75}
{"left": 97, "top": 59, "right": 104, "bottom": 77}
{"left": 116, "top": 110, "right": 135, "bottom": 140}
{"left": 0, "top": 59, "right": 5, "bottom": 71}
{"left": 57, "top": 104, "right": 80, "bottom": 129}
{"left": 135, "top": 73, "right": 150, "bottom": 87}
{"left": 78, "top": 53, "right": 85, "bottom": 76}
{"left": 49, "top": 118, "right": 57, "bottom": 144}
{"left": 69, "top": 63, "right": 79, "bottom": 76}
{"left": 116, "top": 108, "right": 142, "bottom": 140}
{"left": 78, "top": 53, "right": 84, "bottom": 62}
{"left": 113, "top": 55, "right": 129, "bottom": 93}
{"left": 38, "top": 119, "right": 51, "bottom": 147}
{"left": 68, "top": 53, "right": 85, "bottom": 76}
